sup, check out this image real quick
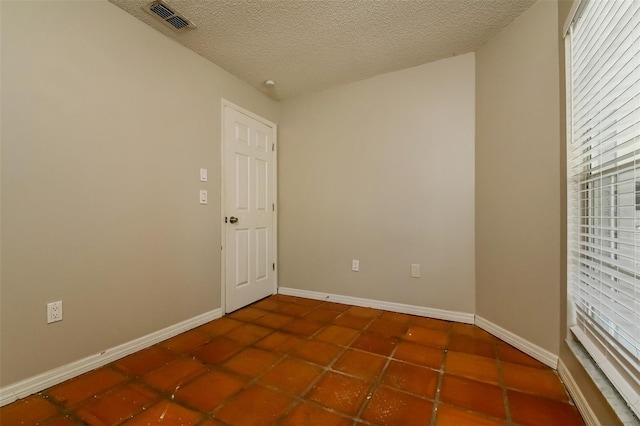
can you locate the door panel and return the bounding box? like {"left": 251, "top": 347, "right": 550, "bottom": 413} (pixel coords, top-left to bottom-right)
{"left": 224, "top": 105, "right": 276, "bottom": 312}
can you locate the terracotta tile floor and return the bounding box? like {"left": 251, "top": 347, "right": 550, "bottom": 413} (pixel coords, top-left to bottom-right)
{"left": 0, "top": 294, "right": 585, "bottom": 425}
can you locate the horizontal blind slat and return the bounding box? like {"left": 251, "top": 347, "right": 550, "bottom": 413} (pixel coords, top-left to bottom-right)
{"left": 567, "top": 0, "right": 640, "bottom": 416}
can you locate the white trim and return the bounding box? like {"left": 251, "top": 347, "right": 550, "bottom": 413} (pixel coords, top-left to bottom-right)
{"left": 563, "top": 0, "right": 583, "bottom": 37}
{"left": 277, "top": 287, "right": 475, "bottom": 324}
{"left": 475, "top": 315, "right": 559, "bottom": 369}
{"left": 220, "top": 100, "right": 278, "bottom": 314}
{"left": 571, "top": 327, "right": 640, "bottom": 419}
{"left": 0, "top": 309, "right": 222, "bottom": 407}
{"left": 558, "top": 359, "right": 601, "bottom": 426}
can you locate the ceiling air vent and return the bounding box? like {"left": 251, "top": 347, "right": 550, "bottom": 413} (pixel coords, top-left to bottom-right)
{"left": 144, "top": 0, "right": 196, "bottom": 31}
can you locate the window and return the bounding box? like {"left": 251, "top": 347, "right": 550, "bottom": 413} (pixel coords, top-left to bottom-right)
{"left": 566, "top": 0, "right": 639, "bottom": 417}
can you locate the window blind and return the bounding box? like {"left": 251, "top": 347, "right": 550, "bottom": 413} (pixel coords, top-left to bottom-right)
{"left": 566, "top": 0, "right": 640, "bottom": 417}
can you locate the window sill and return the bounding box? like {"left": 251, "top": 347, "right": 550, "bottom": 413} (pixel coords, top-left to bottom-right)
{"left": 566, "top": 336, "right": 639, "bottom": 425}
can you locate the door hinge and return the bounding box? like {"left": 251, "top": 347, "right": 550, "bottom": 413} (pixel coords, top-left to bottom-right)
{"left": 272, "top": 203, "right": 275, "bottom": 212}
{"left": 272, "top": 143, "right": 275, "bottom": 151}
{"left": 272, "top": 263, "right": 275, "bottom": 271}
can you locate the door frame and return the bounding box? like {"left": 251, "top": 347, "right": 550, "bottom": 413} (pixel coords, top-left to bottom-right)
{"left": 220, "top": 99, "right": 278, "bottom": 314}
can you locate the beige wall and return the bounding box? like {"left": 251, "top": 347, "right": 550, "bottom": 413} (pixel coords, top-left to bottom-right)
{"left": 475, "top": 0, "right": 561, "bottom": 355}
{"left": 278, "top": 54, "right": 475, "bottom": 314}
{"left": 0, "top": 1, "right": 277, "bottom": 386}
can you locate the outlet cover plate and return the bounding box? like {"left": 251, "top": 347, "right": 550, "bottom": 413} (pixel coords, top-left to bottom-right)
{"left": 352, "top": 259, "right": 359, "bottom": 272}
{"left": 47, "top": 301, "right": 63, "bottom": 323}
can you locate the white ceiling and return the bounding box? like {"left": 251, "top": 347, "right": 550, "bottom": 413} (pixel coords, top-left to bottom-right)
{"left": 109, "top": 0, "right": 536, "bottom": 100}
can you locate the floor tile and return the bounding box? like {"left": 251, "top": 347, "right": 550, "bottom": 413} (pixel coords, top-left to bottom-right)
{"left": 411, "top": 316, "right": 453, "bottom": 332}
{"left": 332, "top": 313, "right": 372, "bottom": 329}
{"left": 306, "top": 371, "right": 371, "bottom": 416}
{"left": 314, "top": 324, "right": 360, "bottom": 346}
{"left": 332, "top": 349, "right": 387, "bottom": 382}
{"left": 304, "top": 308, "right": 341, "bottom": 323}
{"left": 346, "top": 306, "right": 382, "bottom": 318}
{"left": 362, "top": 385, "right": 433, "bottom": 426}
{"left": 222, "top": 347, "right": 281, "bottom": 377}
{"left": 292, "top": 340, "right": 343, "bottom": 365}
{"left": 277, "top": 295, "right": 324, "bottom": 307}
{"left": 113, "top": 346, "right": 177, "bottom": 376}
{"left": 142, "top": 358, "right": 207, "bottom": 393}
{"left": 439, "top": 375, "right": 506, "bottom": 420}
{"left": 214, "top": 385, "right": 293, "bottom": 426}
{"left": 47, "top": 368, "right": 128, "bottom": 407}
{"left": 40, "top": 414, "right": 80, "bottom": 425}
{"left": 124, "top": 400, "right": 201, "bottom": 425}
{"left": 435, "top": 404, "right": 507, "bottom": 426}
{"left": 278, "top": 303, "right": 313, "bottom": 317}
{"left": 404, "top": 326, "right": 449, "bottom": 348}
{"left": 367, "top": 318, "right": 409, "bottom": 337}
{"left": 321, "top": 301, "right": 351, "bottom": 312}
{"left": 502, "top": 362, "right": 569, "bottom": 401}
{"left": 448, "top": 333, "right": 495, "bottom": 358}
{"left": 227, "top": 306, "right": 268, "bottom": 322}
{"left": 223, "top": 323, "right": 272, "bottom": 345}
{"left": 280, "top": 401, "right": 352, "bottom": 426}
{"left": 508, "top": 390, "right": 585, "bottom": 426}
{"left": 196, "top": 419, "right": 225, "bottom": 426}
{"left": 280, "top": 318, "right": 324, "bottom": 337}
{"left": 393, "top": 341, "right": 444, "bottom": 369}
{"left": 260, "top": 357, "right": 323, "bottom": 394}
{"left": 252, "top": 297, "right": 284, "bottom": 311}
{"left": 252, "top": 312, "right": 295, "bottom": 329}
{"left": 76, "top": 383, "right": 157, "bottom": 425}
{"left": 0, "top": 395, "right": 59, "bottom": 425}
{"left": 160, "top": 329, "right": 212, "bottom": 355}
{"left": 255, "top": 331, "right": 304, "bottom": 354}
{"left": 445, "top": 351, "right": 500, "bottom": 385}
{"left": 497, "top": 342, "right": 547, "bottom": 368}
{"left": 192, "top": 336, "right": 244, "bottom": 364}
{"left": 174, "top": 370, "right": 245, "bottom": 412}
{"left": 451, "top": 323, "right": 495, "bottom": 341}
{"left": 379, "top": 311, "right": 414, "bottom": 324}
{"left": 196, "top": 317, "right": 243, "bottom": 336}
{"left": 382, "top": 360, "right": 439, "bottom": 398}
{"left": 352, "top": 332, "right": 397, "bottom": 356}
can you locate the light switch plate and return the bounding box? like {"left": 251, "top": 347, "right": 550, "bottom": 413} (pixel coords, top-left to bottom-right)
{"left": 199, "top": 190, "right": 208, "bottom": 205}
{"left": 200, "top": 168, "right": 208, "bottom": 182}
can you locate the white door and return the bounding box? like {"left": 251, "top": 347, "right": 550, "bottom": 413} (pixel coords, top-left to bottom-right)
{"left": 223, "top": 103, "right": 276, "bottom": 313}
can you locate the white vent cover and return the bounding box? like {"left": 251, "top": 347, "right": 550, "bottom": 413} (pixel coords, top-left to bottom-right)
{"left": 143, "top": 0, "right": 196, "bottom": 31}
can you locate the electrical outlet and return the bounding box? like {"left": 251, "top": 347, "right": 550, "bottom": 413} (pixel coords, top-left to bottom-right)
{"left": 352, "top": 259, "right": 359, "bottom": 272}
{"left": 47, "top": 301, "right": 63, "bottom": 324}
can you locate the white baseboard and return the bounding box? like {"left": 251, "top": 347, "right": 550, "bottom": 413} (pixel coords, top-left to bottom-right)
{"left": 279, "top": 288, "right": 559, "bottom": 370}
{"left": 0, "top": 309, "right": 222, "bottom": 407}
{"left": 557, "top": 359, "right": 599, "bottom": 426}
{"left": 277, "top": 287, "right": 475, "bottom": 324}
{"left": 475, "top": 315, "right": 558, "bottom": 369}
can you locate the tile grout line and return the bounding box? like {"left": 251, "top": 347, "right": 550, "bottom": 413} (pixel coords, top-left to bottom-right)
{"left": 272, "top": 299, "right": 361, "bottom": 424}
{"left": 351, "top": 312, "right": 394, "bottom": 424}
{"left": 429, "top": 325, "right": 453, "bottom": 426}
{"left": 268, "top": 297, "right": 377, "bottom": 424}
{"left": 495, "top": 340, "right": 514, "bottom": 425}
{"left": 212, "top": 296, "right": 329, "bottom": 424}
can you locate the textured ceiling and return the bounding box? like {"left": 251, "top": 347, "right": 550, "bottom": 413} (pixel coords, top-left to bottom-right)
{"left": 109, "top": 0, "right": 536, "bottom": 100}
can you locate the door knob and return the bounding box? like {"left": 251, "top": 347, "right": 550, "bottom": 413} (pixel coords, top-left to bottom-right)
{"left": 229, "top": 216, "right": 239, "bottom": 224}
